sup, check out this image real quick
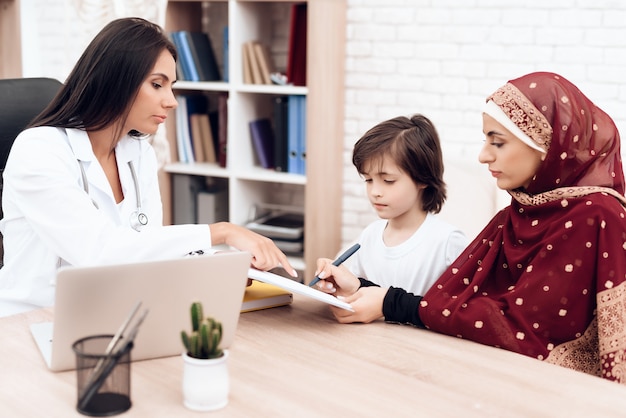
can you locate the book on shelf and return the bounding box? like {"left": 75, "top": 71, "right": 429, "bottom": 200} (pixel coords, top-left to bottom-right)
{"left": 243, "top": 41, "right": 264, "bottom": 84}
{"left": 222, "top": 26, "right": 229, "bottom": 82}
{"left": 217, "top": 93, "right": 228, "bottom": 168}
{"left": 241, "top": 280, "right": 293, "bottom": 313}
{"left": 241, "top": 41, "right": 273, "bottom": 85}
{"left": 184, "top": 31, "right": 222, "bottom": 82}
{"left": 189, "top": 114, "right": 206, "bottom": 162}
{"left": 174, "top": 94, "right": 212, "bottom": 164}
{"left": 253, "top": 42, "right": 273, "bottom": 85}
{"left": 248, "top": 118, "right": 275, "bottom": 169}
{"left": 189, "top": 113, "right": 217, "bottom": 164}
{"left": 273, "top": 96, "right": 289, "bottom": 172}
{"left": 175, "top": 95, "right": 192, "bottom": 163}
{"left": 181, "top": 95, "right": 209, "bottom": 163}
{"left": 286, "top": 3, "right": 307, "bottom": 86}
{"left": 197, "top": 113, "right": 217, "bottom": 164}
{"left": 242, "top": 41, "right": 253, "bottom": 84}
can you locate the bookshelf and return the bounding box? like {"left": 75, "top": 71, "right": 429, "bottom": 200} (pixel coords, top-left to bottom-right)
{"left": 163, "top": 0, "right": 346, "bottom": 280}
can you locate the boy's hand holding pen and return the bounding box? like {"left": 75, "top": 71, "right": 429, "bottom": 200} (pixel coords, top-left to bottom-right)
{"left": 309, "top": 243, "right": 361, "bottom": 289}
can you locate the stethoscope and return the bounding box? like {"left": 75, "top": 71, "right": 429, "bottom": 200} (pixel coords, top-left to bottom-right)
{"left": 78, "top": 160, "right": 148, "bottom": 231}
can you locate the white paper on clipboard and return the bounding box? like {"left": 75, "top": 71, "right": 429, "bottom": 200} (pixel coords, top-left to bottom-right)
{"left": 248, "top": 269, "right": 355, "bottom": 312}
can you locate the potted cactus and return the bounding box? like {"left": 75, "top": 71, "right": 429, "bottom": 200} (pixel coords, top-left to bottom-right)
{"left": 180, "top": 301, "right": 229, "bottom": 411}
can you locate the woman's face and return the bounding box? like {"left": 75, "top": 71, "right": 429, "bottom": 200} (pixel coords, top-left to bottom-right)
{"left": 125, "top": 49, "right": 178, "bottom": 135}
{"left": 479, "top": 113, "right": 545, "bottom": 191}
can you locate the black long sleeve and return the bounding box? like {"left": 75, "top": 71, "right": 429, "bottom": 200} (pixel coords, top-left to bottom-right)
{"left": 357, "top": 279, "right": 424, "bottom": 327}
{"left": 358, "top": 277, "right": 379, "bottom": 288}
{"left": 382, "top": 287, "right": 424, "bottom": 328}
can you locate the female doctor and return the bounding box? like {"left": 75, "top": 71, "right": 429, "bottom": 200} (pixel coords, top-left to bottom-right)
{"left": 0, "top": 17, "right": 296, "bottom": 314}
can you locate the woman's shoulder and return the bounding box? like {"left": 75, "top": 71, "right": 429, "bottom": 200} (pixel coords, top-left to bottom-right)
{"left": 575, "top": 191, "right": 626, "bottom": 221}
{"left": 15, "top": 126, "right": 67, "bottom": 140}
{"left": 11, "top": 127, "right": 72, "bottom": 156}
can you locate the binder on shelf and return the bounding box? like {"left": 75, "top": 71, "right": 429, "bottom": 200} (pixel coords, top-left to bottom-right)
{"left": 297, "top": 95, "right": 307, "bottom": 175}
{"left": 249, "top": 118, "right": 275, "bottom": 169}
{"left": 168, "top": 32, "right": 186, "bottom": 81}
{"left": 286, "top": 3, "right": 307, "bottom": 86}
{"left": 184, "top": 31, "right": 222, "bottom": 81}
{"left": 172, "top": 174, "right": 206, "bottom": 224}
{"left": 287, "top": 95, "right": 299, "bottom": 174}
{"left": 241, "top": 281, "right": 293, "bottom": 313}
{"left": 197, "top": 188, "right": 228, "bottom": 224}
{"left": 287, "top": 95, "right": 305, "bottom": 174}
{"left": 172, "top": 31, "right": 200, "bottom": 82}
{"left": 273, "top": 96, "right": 289, "bottom": 172}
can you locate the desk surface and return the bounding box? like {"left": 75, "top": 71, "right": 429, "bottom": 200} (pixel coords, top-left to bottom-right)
{"left": 2, "top": 294, "right": 626, "bottom": 417}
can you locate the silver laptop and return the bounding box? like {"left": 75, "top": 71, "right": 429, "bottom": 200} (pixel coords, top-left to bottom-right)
{"left": 30, "top": 251, "right": 251, "bottom": 372}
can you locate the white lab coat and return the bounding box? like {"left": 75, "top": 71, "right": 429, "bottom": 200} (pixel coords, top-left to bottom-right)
{"left": 0, "top": 127, "right": 212, "bottom": 309}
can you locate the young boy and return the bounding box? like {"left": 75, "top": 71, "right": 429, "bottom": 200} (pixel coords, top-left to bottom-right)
{"left": 344, "top": 114, "right": 468, "bottom": 296}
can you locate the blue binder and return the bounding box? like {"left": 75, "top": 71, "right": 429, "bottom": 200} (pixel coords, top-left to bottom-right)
{"left": 287, "top": 95, "right": 302, "bottom": 174}
{"left": 173, "top": 31, "right": 199, "bottom": 82}
{"left": 297, "top": 96, "right": 307, "bottom": 175}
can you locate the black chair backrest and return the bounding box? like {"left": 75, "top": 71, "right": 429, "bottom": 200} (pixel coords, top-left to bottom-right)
{"left": 0, "top": 77, "right": 63, "bottom": 216}
{"left": 0, "top": 77, "right": 63, "bottom": 172}
{"left": 0, "top": 78, "right": 63, "bottom": 265}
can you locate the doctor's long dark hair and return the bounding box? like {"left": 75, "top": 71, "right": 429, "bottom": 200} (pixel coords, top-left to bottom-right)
{"left": 28, "top": 17, "right": 177, "bottom": 140}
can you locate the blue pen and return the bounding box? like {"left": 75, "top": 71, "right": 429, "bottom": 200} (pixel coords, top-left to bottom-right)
{"left": 309, "top": 243, "right": 361, "bottom": 287}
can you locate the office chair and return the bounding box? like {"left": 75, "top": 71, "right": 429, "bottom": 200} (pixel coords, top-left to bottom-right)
{"left": 0, "top": 77, "right": 63, "bottom": 264}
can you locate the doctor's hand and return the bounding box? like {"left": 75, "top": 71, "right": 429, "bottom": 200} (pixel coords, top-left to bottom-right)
{"left": 312, "top": 259, "right": 360, "bottom": 297}
{"left": 209, "top": 222, "right": 297, "bottom": 278}
{"left": 329, "top": 286, "right": 386, "bottom": 324}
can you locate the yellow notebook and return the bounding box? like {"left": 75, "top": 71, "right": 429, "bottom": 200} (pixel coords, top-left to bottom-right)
{"left": 241, "top": 280, "right": 293, "bottom": 313}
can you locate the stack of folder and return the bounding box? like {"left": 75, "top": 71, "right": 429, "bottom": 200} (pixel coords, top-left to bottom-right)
{"left": 241, "top": 281, "right": 293, "bottom": 313}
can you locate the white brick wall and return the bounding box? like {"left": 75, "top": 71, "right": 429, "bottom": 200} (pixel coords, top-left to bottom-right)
{"left": 342, "top": 0, "right": 626, "bottom": 248}
{"left": 21, "top": 0, "right": 626, "bottom": 249}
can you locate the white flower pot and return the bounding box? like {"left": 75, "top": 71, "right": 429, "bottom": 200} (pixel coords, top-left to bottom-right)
{"left": 182, "top": 350, "right": 229, "bottom": 411}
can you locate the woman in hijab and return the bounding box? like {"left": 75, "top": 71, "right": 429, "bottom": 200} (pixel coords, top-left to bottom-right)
{"left": 314, "top": 72, "right": 626, "bottom": 383}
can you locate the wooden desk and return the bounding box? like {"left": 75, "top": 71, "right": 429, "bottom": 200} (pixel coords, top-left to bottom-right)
{"left": 2, "top": 295, "right": 626, "bottom": 417}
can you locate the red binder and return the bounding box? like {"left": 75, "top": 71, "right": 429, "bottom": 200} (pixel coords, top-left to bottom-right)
{"left": 286, "top": 3, "right": 307, "bottom": 86}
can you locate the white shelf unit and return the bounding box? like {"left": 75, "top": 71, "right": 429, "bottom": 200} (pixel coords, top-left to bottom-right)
{"left": 162, "top": 0, "right": 346, "bottom": 280}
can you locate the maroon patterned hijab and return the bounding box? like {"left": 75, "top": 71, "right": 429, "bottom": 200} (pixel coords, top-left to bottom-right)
{"left": 489, "top": 72, "right": 624, "bottom": 196}
{"left": 420, "top": 72, "right": 626, "bottom": 382}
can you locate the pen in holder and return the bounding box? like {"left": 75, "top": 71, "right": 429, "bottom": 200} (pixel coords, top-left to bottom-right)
{"left": 72, "top": 334, "right": 133, "bottom": 416}
{"left": 72, "top": 302, "right": 148, "bottom": 416}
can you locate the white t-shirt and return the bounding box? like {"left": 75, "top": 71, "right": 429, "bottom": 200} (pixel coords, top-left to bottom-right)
{"left": 350, "top": 213, "right": 468, "bottom": 295}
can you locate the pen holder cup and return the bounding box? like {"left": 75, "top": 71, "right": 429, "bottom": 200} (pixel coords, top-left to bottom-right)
{"left": 72, "top": 335, "right": 132, "bottom": 417}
